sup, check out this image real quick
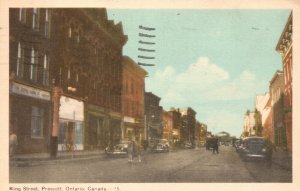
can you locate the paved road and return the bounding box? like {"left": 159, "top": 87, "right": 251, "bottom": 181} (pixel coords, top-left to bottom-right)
{"left": 10, "top": 146, "right": 292, "bottom": 183}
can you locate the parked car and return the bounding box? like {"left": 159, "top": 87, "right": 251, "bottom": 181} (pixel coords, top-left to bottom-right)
{"left": 150, "top": 139, "right": 170, "bottom": 152}
{"left": 105, "top": 140, "right": 131, "bottom": 157}
{"left": 205, "top": 138, "right": 214, "bottom": 150}
{"left": 183, "top": 141, "right": 194, "bottom": 149}
{"left": 234, "top": 139, "right": 243, "bottom": 153}
{"left": 239, "top": 137, "right": 272, "bottom": 161}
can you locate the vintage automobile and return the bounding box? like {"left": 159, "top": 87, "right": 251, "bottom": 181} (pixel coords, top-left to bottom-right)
{"left": 205, "top": 138, "right": 214, "bottom": 150}
{"left": 239, "top": 136, "right": 272, "bottom": 161}
{"left": 234, "top": 139, "right": 243, "bottom": 153}
{"left": 105, "top": 140, "right": 131, "bottom": 157}
{"left": 183, "top": 141, "right": 194, "bottom": 149}
{"left": 150, "top": 139, "right": 170, "bottom": 152}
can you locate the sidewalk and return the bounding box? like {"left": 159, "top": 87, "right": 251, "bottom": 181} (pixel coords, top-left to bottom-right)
{"left": 272, "top": 148, "right": 292, "bottom": 171}
{"left": 10, "top": 149, "right": 107, "bottom": 166}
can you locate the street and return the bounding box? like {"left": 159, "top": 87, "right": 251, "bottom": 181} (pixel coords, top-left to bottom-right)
{"left": 10, "top": 146, "right": 291, "bottom": 183}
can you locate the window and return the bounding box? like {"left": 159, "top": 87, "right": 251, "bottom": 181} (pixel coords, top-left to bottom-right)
{"left": 16, "top": 42, "right": 24, "bottom": 78}
{"left": 44, "top": 9, "right": 51, "bottom": 38}
{"left": 69, "top": 27, "right": 72, "bottom": 38}
{"left": 76, "top": 73, "right": 79, "bottom": 83}
{"left": 67, "top": 67, "right": 71, "bottom": 80}
{"left": 43, "top": 54, "right": 49, "bottom": 86}
{"left": 31, "top": 106, "right": 44, "bottom": 138}
{"left": 32, "top": 8, "right": 39, "bottom": 30}
{"left": 76, "top": 34, "right": 80, "bottom": 43}
{"left": 30, "top": 48, "right": 38, "bottom": 82}
{"left": 19, "top": 8, "right": 27, "bottom": 23}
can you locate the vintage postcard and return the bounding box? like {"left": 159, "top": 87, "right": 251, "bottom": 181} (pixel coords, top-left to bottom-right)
{"left": 1, "top": 0, "right": 299, "bottom": 191}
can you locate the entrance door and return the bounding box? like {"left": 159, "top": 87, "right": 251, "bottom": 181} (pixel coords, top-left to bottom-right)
{"left": 66, "top": 122, "right": 75, "bottom": 146}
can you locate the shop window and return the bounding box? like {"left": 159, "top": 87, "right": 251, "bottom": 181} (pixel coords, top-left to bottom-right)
{"left": 44, "top": 9, "right": 51, "bottom": 38}
{"left": 31, "top": 106, "right": 44, "bottom": 138}
{"left": 76, "top": 34, "right": 80, "bottom": 43}
{"left": 69, "top": 27, "right": 72, "bottom": 38}
{"left": 43, "top": 54, "right": 49, "bottom": 86}
{"left": 32, "top": 8, "right": 40, "bottom": 31}
{"left": 19, "top": 8, "right": 27, "bottom": 23}
{"left": 16, "top": 42, "right": 24, "bottom": 78}
{"left": 30, "top": 48, "right": 38, "bottom": 82}
{"left": 76, "top": 73, "right": 79, "bottom": 83}
{"left": 67, "top": 67, "right": 71, "bottom": 80}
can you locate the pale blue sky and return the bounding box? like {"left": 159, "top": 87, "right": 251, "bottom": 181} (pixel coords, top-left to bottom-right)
{"left": 108, "top": 9, "right": 291, "bottom": 137}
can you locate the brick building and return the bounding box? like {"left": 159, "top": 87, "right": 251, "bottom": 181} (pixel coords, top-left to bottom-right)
{"left": 180, "top": 107, "right": 196, "bottom": 145}
{"left": 121, "top": 56, "right": 147, "bottom": 143}
{"left": 9, "top": 8, "right": 53, "bottom": 153}
{"left": 269, "top": 71, "right": 286, "bottom": 147}
{"left": 144, "top": 92, "right": 163, "bottom": 141}
{"left": 9, "top": 8, "right": 127, "bottom": 154}
{"left": 275, "top": 12, "right": 292, "bottom": 153}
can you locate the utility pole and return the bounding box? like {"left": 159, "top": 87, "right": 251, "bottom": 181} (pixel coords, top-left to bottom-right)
{"left": 50, "top": 86, "right": 60, "bottom": 158}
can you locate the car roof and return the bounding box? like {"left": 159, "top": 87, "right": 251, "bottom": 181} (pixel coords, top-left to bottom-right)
{"left": 243, "top": 136, "right": 265, "bottom": 141}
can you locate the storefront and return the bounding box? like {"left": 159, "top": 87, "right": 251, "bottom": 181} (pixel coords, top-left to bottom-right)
{"left": 85, "top": 104, "right": 109, "bottom": 150}
{"left": 122, "top": 116, "right": 143, "bottom": 144}
{"left": 58, "top": 96, "right": 84, "bottom": 151}
{"left": 9, "top": 82, "right": 51, "bottom": 154}
{"left": 85, "top": 104, "right": 123, "bottom": 149}
{"left": 109, "top": 111, "right": 122, "bottom": 146}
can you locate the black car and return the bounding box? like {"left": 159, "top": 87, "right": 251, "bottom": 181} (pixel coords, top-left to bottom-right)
{"left": 105, "top": 141, "right": 131, "bottom": 157}
{"left": 239, "top": 137, "right": 272, "bottom": 161}
{"left": 150, "top": 139, "right": 170, "bottom": 152}
{"left": 205, "top": 138, "right": 214, "bottom": 150}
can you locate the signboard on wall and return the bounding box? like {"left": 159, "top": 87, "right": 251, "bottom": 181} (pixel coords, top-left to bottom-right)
{"left": 11, "top": 82, "right": 50, "bottom": 101}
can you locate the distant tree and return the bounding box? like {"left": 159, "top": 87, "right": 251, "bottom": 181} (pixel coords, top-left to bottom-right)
{"left": 254, "top": 109, "right": 263, "bottom": 136}
{"left": 246, "top": 109, "right": 250, "bottom": 115}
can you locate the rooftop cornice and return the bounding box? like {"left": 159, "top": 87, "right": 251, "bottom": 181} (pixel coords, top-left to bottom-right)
{"left": 276, "top": 12, "right": 293, "bottom": 57}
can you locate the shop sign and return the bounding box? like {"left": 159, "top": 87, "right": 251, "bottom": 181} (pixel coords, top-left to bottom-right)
{"left": 59, "top": 96, "right": 84, "bottom": 121}
{"left": 11, "top": 82, "right": 50, "bottom": 101}
{"left": 124, "top": 116, "right": 135, "bottom": 123}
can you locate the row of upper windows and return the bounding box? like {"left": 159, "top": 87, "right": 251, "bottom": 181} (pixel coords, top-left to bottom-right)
{"left": 16, "top": 42, "right": 50, "bottom": 86}
{"left": 19, "top": 8, "right": 51, "bottom": 38}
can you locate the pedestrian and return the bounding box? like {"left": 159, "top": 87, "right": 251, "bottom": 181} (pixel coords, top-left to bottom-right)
{"left": 9, "top": 129, "right": 18, "bottom": 158}
{"left": 127, "top": 140, "right": 134, "bottom": 163}
{"left": 128, "top": 139, "right": 142, "bottom": 163}
{"left": 212, "top": 137, "right": 219, "bottom": 154}
{"left": 134, "top": 141, "right": 142, "bottom": 162}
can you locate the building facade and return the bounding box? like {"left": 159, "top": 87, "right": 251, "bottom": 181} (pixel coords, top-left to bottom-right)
{"left": 275, "top": 12, "right": 292, "bottom": 153}
{"left": 270, "top": 71, "right": 286, "bottom": 147}
{"left": 9, "top": 8, "right": 53, "bottom": 154}
{"left": 196, "top": 122, "right": 207, "bottom": 146}
{"left": 180, "top": 108, "right": 196, "bottom": 145}
{"left": 243, "top": 111, "right": 255, "bottom": 137}
{"left": 256, "top": 93, "right": 272, "bottom": 140}
{"left": 144, "top": 92, "right": 163, "bottom": 141}
{"left": 9, "top": 8, "right": 127, "bottom": 154}
{"left": 121, "top": 56, "right": 147, "bottom": 143}
{"left": 162, "top": 108, "right": 182, "bottom": 147}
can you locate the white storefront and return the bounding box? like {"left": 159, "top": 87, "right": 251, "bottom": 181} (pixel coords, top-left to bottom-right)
{"left": 58, "top": 96, "right": 84, "bottom": 151}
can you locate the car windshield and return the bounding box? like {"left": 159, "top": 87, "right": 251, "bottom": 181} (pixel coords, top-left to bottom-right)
{"left": 248, "top": 139, "right": 264, "bottom": 144}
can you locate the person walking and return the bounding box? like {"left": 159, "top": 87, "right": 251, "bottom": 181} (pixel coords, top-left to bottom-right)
{"left": 128, "top": 140, "right": 134, "bottom": 163}
{"left": 212, "top": 137, "right": 219, "bottom": 154}
{"left": 9, "top": 130, "right": 18, "bottom": 158}
{"left": 128, "top": 139, "right": 142, "bottom": 163}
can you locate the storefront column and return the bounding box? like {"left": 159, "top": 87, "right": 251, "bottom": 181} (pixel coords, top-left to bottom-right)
{"left": 121, "top": 121, "right": 125, "bottom": 140}
{"left": 50, "top": 86, "right": 61, "bottom": 158}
